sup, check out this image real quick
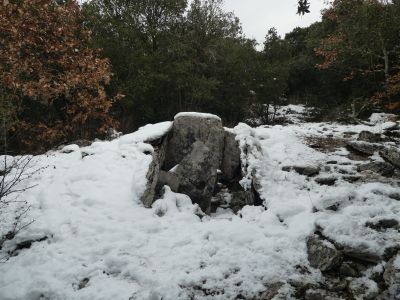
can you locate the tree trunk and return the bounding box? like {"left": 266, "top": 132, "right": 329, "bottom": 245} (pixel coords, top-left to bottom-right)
{"left": 383, "top": 48, "right": 389, "bottom": 82}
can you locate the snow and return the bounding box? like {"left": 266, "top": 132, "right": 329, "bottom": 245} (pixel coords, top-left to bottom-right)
{"left": 118, "top": 121, "right": 172, "bottom": 144}
{"left": 174, "top": 112, "right": 221, "bottom": 121}
{"left": 1, "top": 108, "right": 399, "bottom": 299}
{"left": 349, "top": 277, "right": 379, "bottom": 300}
{"left": 61, "top": 144, "right": 80, "bottom": 153}
{"left": 394, "top": 255, "right": 400, "bottom": 269}
{"left": 369, "top": 112, "right": 396, "bottom": 124}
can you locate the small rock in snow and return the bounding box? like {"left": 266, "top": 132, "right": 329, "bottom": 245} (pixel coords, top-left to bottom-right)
{"left": 315, "top": 176, "right": 337, "bottom": 186}
{"left": 307, "top": 236, "right": 342, "bottom": 272}
{"left": 380, "top": 146, "right": 400, "bottom": 169}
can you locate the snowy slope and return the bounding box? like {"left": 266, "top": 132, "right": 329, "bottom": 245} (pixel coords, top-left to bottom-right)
{"left": 0, "top": 113, "right": 399, "bottom": 300}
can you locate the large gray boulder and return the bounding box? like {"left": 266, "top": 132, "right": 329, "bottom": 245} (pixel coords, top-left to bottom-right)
{"left": 163, "top": 114, "right": 225, "bottom": 171}
{"left": 173, "top": 141, "right": 218, "bottom": 213}
{"left": 140, "top": 113, "right": 252, "bottom": 214}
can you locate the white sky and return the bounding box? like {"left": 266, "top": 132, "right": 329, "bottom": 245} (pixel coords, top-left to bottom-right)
{"left": 222, "top": 0, "right": 329, "bottom": 46}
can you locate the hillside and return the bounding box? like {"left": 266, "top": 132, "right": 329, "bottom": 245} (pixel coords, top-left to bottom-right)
{"left": 0, "top": 107, "right": 399, "bottom": 300}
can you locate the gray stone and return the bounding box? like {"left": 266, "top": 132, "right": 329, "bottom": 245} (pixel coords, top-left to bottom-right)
{"left": 338, "top": 262, "right": 359, "bottom": 277}
{"left": 260, "top": 282, "right": 284, "bottom": 300}
{"left": 342, "top": 175, "right": 362, "bottom": 183}
{"left": 282, "top": 165, "right": 320, "bottom": 176}
{"left": 366, "top": 219, "right": 399, "bottom": 231}
{"left": 389, "top": 193, "right": 400, "bottom": 201}
{"left": 380, "top": 146, "right": 400, "bottom": 169}
{"left": 341, "top": 246, "right": 381, "bottom": 264}
{"left": 358, "top": 131, "right": 385, "bottom": 143}
{"left": 157, "top": 170, "right": 180, "bottom": 192}
{"left": 348, "top": 277, "right": 379, "bottom": 300}
{"left": 230, "top": 190, "right": 255, "bottom": 213}
{"left": 174, "top": 141, "right": 217, "bottom": 213}
{"left": 304, "top": 289, "right": 327, "bottom": 300}
{"left": 163, "top": 115, "right": 225, "bottom": 171}
{"left": 294, "top": 165, "right": 320, "bottom": 176}
{"left": 346, "top": 141, "right": 384, "bottom": 155}
{"left": 106, "top": 128, "right": 122, "bottom": 141}
{"left": 307, "top": 236, "right": 343, "bottom": 272}
{"left": 141, "top": 151, "right": 162, "bottom": 208}
{"left": 140, "top": 113, "right": 256, "bottom": 214}
{"left": 357, "top": 161, "right": 395, "bottom": 177}
{"left": 140, "top": 138, "right": 168, "bottom": 208}
{"left": 221, "top": 131, "right": 241, "bottom": 182}
{"left": 315, "top": 176, "right": 337, "bottom": 186}
{"left": 383, "top": 255, "right": 400, "bottom": 286}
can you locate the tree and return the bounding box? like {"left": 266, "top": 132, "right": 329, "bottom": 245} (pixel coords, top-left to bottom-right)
{"left": 83, "top": 0, "right": 257, "bottom": 128}
{"left": 0, "top": 0, "right": 118, "bottom": 153}
{"left": 315, "top": 0, "right": 400, "bottom": 115}
{"left": 297, "top": 0, "right": 310, "bottom": 15}
{"left": 250, "top": 28, "right": 291, "bottom": 124}
{"left": 82, "top": 0, "right": 188, "bottom": 128}
{"left": 0, "top": 155, "right": 37, "bottom": 256}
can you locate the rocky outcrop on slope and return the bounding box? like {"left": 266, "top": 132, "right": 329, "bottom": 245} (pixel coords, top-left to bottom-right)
{"left": 140, "top": 113, "right": 260, "bottom": 213}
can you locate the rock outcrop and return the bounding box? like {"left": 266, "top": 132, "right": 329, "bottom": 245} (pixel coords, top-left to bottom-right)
{"left": 140, "top": 113, "right": 259, "bottom": 213}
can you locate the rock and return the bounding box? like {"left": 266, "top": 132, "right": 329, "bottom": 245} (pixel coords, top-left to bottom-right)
{"left": 173, "top": 141, "right": 217, "bottom": 213}
{"left": 140, "top": 113, "right": 258, "bottom": 214}
{"left": 357, "top": 161, "right": 395, "bottom": 177}
{"left": 141, "top": 151, "right": 163, "bottom": 208}
{"left": 315, "top": 176, "right": 337, "bottom": 186}
{"left": 381, "top": 255, "right": 400, "bottom": 299}
{"left": 342, "top": 175, "right": 362, "bottom": 183}
{"left": 346, "top": 141, "right": 384, "bottom": 155}
{"left": 157, "top": 170, "right": 180, "bottom": 192}
{"left": 304, "top": 289, "right": 327, "bottom": 300}
{"left": 260, "top": 282, "right": 284, "bottom": 300}
{"left": 383, "top": 255, "right": 400, "bottom": 284}
{"left": 341, "top": 246, "right": 381, "bottom": 264}
{"left": 366, "top": 219, "right": 399, "bottom": 231}
{"left": 338, "top": 262, "right": 359, "bottom": 278}
{"left": 78, "top": 278, "right": 90, "bottom": 290}
{"left": 307, "top": 236, "right": 343, "bottom": 272}
{"left": 282, "top": 165, "right": 320, "bottom": 176}
{"left": 230, "top": 190, "right": 255, "bottom": 213}
{"left": 389, "top": 193, "right": 400, "bottom": 201}
{"left": 163, "top": 114, "right": 224, "bottom": 171}
{"left": 61, "top": 144, "right": 79, "bottom": 153}
{"left": 326, "top": 161, "right": 338, "bottom": 165}
{"left": 220, "top": 131, "right": 241, "bottom": 182}
{"left": 348, "top": 277, "right": 379, "bottom": 300}
{"left": 358, "top": 131, "right": 385, "bottom": 143}
{"left": 294, "top": 165, "right": 320, "bottom": 176}
{"left": 106, "top": 127, "right": 122, "bottom": 140}
{"left": 380, "top": 146, "right": 400, "bottom": 169}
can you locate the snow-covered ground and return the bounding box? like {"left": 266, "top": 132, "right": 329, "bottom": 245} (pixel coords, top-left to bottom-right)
{"left": 0, "top": 107, "right": 399, "bottom": 299}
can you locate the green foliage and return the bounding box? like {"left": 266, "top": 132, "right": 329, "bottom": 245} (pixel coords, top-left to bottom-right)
{"left": 81, "top": 0, "right": 400, "bottom": 130}
{"left": 82, "top": 0, "right": 262, "bottom": 128}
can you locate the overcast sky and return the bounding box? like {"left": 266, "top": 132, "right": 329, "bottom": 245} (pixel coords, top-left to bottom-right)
{"left": 222, "top": 0, "right": 328, "bottom": 47}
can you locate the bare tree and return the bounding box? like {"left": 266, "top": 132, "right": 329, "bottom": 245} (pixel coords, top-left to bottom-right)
{"left": 0, "top": 94, "right": 38, "bottom": 256}
{"left": 0, "top": 156, "right": 37, "bottom": 249}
